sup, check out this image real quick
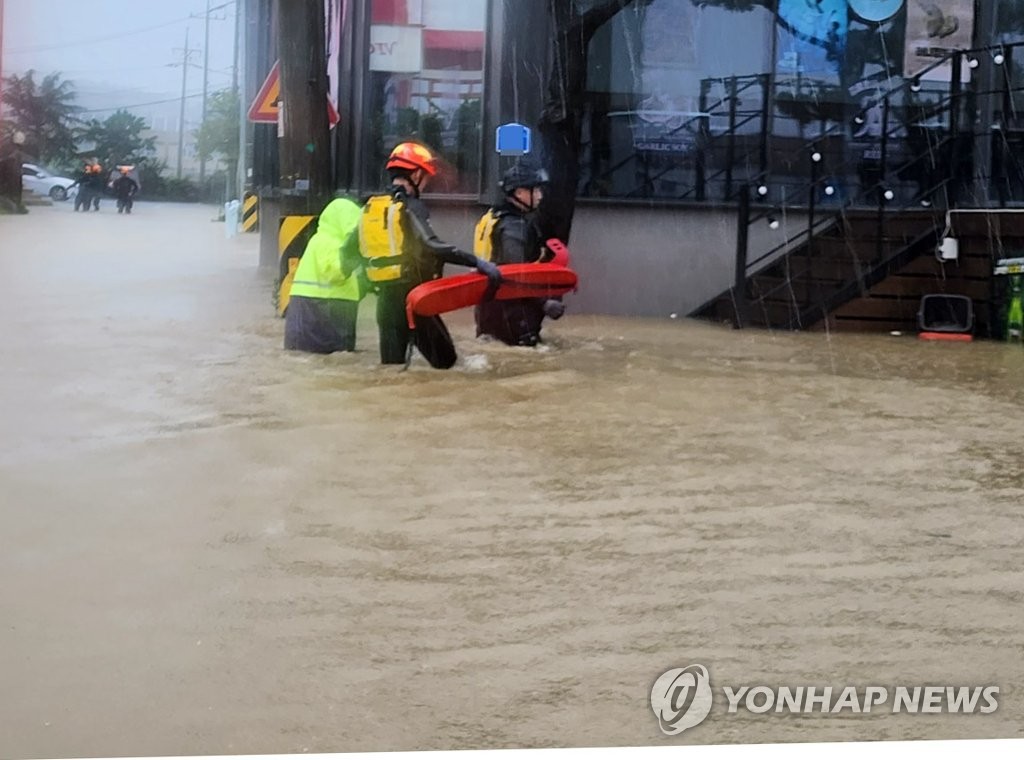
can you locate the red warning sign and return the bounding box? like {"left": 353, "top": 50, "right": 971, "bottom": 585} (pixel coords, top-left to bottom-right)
{"left": 248, "top": 61, "right": 340, "bottom": 127}
{"left": 247, "top": 62, "right": 281, "bottom": 123}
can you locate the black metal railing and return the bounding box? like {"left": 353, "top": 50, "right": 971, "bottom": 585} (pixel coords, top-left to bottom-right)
{"left": 689, "top": 74, "right": 771, "bottom": 201}
{"left": 582, "top": 73, "right": 770, "bottom": 201}
{"left": 726, "top": 41, "right": 1024, "bottom": 329}
{"left": 586, "top": 37, "right": 1024, "bottom": 211}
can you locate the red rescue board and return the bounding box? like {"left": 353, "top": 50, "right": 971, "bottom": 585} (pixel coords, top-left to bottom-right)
{"left": 406, "top": 263, "right": 578, "bottom": 329}
{"left": 545, "top": 238, "right": 570, "bottom": 267}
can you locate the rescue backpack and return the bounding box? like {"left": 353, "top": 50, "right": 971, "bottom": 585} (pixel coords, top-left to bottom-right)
{"left": 358, "top": 194, "right": 406, "bottom": 283}
{"left": 473, "top": 209, "right": 501, "bottom": 262}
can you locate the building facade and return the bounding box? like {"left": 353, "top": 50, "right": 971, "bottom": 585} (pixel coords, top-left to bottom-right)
{"left": 247, "top": 0, "right": 1024, "bottom": 318}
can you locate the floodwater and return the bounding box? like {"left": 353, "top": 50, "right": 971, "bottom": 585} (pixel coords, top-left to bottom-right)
{"left": 1, "top": 201, "right": 1023, "bottom": 757}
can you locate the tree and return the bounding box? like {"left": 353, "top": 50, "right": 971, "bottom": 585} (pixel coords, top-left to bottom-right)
{"left": 1, "top": 70, "right": 80, "bottom": 168}
{"left": 195, "top": 88, "right": 241, "bottom": 194}
{"left": 77, "top": 109, "right": 156, "bottom": 170}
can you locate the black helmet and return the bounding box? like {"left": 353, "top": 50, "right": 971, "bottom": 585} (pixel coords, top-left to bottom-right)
{"left": 500, "top": 160, "right": 550, "bottom": 194}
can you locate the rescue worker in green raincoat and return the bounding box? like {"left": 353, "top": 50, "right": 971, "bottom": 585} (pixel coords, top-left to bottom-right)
{"left": 284, "top": 197, "right": 364, "bottom": 354}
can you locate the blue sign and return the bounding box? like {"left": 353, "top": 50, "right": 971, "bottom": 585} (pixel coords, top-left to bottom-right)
{"left": 495, "top": 123, "right": 531, "bottom": 156}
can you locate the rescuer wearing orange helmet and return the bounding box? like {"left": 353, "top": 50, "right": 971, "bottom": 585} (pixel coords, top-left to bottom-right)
{"left": 111, "top": 165, "right": 139, "bottom": 214}
{"left": 358, "top": 142, "right": 501, "bottom": 369}
{"left": 71, "top": 160, "right": 93, "bottom": 212}
{"left": 86, "top": 159, "right": 104, "bottom": 211}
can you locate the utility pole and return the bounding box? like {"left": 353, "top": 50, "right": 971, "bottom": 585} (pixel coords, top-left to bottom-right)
{"left": 231, "top": 0, "right": 239, "bottom": 95}
{"left": 0, "top": 0, "right": 10, "bottom": 209}
{"left": 172, "top": 28, "right": 199, "bottom": 179}
{"left": 200, "top": 0, "right": 211, "bottom": 183}
{"left": 276, "top": 0, "right": 332, "bottom": 214}
{"left": 232, "top": 0, "right": 244, "bottom": 202}
{"left": 193, "top": 0, "right": 230, "bottom": 184}
{"left": 0, "top": 0, "right": 5, "bottom": 124}
{"left": 188, "top": 1, "right": 231, "bottom": 190}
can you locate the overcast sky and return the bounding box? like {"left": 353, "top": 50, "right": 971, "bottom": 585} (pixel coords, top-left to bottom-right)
{"left": 2, "top": 0, "right": 238, "bottom": 100}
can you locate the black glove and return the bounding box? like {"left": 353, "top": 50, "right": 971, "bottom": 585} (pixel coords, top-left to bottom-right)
{"left": 543, "top": 299, "right": 566, "bottom": 320}
{"left": 475, "top": 257, "right": 502, "bottom": 286}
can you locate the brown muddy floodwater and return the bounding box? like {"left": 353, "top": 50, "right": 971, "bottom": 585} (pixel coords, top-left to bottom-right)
{"left": 1, "top": 202, "right": 1023, "bottom": 757}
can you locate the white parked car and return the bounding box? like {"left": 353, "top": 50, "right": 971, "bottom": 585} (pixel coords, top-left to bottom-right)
{"left": 21, "top": 163, "right": 78, "bottom": 201}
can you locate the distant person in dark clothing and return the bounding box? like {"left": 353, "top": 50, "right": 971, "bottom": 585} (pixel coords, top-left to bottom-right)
{"left": 474, "top": 159, "right": 565, "bottom": 346}
{"left": 0, "top": 154, "right": 25, "bottom": 212}
{"left": 111, "top": 166, "right": 139, "bottom": 214}
{"left": 71, "top": 161, "right": 93, "bottom": 212}
{"left": 86, "top": 160, "right": 105, "bottom": 210}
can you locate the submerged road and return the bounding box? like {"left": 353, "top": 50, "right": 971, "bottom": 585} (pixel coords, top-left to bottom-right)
{"left": 1, "top": 201, "right": 1023, "bottom": 756}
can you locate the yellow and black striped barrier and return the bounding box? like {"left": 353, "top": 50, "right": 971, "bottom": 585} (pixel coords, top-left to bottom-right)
{"left": 242, "top": 192, "right": 259, "bottom": 232}
{"left": 276, "top": 214, "right": 318, "bottom": 317}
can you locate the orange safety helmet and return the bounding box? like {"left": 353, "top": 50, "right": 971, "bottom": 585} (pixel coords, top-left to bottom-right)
{"left": 386, "top": 142, "right": 437, "bottom": 176}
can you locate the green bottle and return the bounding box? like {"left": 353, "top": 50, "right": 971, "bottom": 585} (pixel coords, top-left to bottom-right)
{"left": 1007, "top": 275, "right": 1023, "bottom": 342}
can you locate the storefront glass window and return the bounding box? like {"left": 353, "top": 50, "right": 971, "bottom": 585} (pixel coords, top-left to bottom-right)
{"left": 363, "top": 0, "right": 486, "bottom": 193}
{"left": 771, "top": 1, "right": 987, "bottom": 209}
{"left": 993, "top": 1, "right": 1024, "bottom": 201}
{"left": 578, "top": 1, "right": 986, "bottom": 207}
{"left": 579, "top": 0, "right": 775, "bottom": 202}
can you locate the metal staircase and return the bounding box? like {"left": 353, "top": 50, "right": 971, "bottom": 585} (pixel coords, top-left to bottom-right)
{"left": 691, "top": 42, "right": 1024, "bottom": 331}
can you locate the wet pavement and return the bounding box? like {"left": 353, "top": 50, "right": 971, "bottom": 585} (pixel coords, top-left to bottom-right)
{"left": 1, "top": 200, "right": 1023, "bottom": 756}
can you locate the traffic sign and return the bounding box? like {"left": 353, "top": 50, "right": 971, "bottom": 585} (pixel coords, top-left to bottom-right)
{"left": 248, "top": 60, "right": 340, "bottom": 128}
{"left": 248, "top": 62, "right": 281, "bottom": 123}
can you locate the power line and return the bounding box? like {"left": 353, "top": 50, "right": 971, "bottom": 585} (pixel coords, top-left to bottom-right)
{"left": 6, "top": 4, "right": 235, "bottom": 55}
{"left": 62, "top": 64, "right": 233, "bottom": 80}
{"left": 78, "top": 93, "right": 205, "bottom": 114}
{"left": 58, "top": 64, "right": 187, "bottom": 78}
{"left": 6, "top": 16, "right": 196, "bottom": 54}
